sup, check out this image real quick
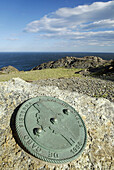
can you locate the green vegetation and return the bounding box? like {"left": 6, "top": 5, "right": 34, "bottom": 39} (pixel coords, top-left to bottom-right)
{"left": 93, "top": 93, "right": 109, "bottom": 99}
{"left": 0, "top": 68, "right": 82, "bottom": 82}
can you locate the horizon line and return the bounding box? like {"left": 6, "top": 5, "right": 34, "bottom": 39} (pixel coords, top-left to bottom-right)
{"left": 0, "top": 51, "right": 114, "bottom": 53}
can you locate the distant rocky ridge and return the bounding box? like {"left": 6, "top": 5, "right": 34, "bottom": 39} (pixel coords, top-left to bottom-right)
{"left": 31, "top": 56, "right": 114, "bottom": 80}
{"left": 0, "top": 56, "right": 113, "bottom": 80}
{"left": 31, "top": 56, "right": 112, "bottom": 70}
{"left": 0, "top": 65, "right": 19, "bottom": 74}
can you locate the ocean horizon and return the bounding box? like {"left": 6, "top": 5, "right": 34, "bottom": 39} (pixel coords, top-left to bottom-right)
{"left": 0, "top": 52, "right": 114, "bottom": 71}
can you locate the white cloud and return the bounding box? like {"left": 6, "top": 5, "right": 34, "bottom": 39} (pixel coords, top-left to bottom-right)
{"left": 25, "top": 15, "right": 67, "bottom": 33}
{"left": 7, "top": 38, "right": 19, "bottom": 41}
{"left": 25, "top": 1, "right": 114, "bottom": 47}
{"left": 39, "top": 30, "right": 114, "bottom": 42}
{"left": 81, "top": 19, "right": 114, "bottom": 30}
{"left": 55, "top": 1, "right": 113, "bottom": 17}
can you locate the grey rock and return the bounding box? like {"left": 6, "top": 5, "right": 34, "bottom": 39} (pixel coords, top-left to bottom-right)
{"left": 0, "top": 78, "right": 114, "bottom": 169}
{"left": 32, "top": 56, "right": 111, "bottom": 70}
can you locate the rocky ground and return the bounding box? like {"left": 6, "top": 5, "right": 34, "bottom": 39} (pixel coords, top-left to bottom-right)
{"left": 33, "top": 76, "right": 114, "bottom": 102}
{"left": 0, "top": 78, "right": 114, "bottom": 170}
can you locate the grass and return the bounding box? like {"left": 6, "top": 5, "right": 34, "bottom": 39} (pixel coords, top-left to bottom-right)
{"left": 0, "top": 68, "right": 82, "bottom": 82}
{"left": 93, "top": 93, "right": 109, "bottom": 98}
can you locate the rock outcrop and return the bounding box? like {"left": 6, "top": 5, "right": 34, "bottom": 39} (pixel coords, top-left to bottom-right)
{"left": 0, "top": 78, "right": 114, "bottom": 169}
{"left": 32, "top": 56, "right": 111, "bottom": 70}
{"left": 0, "top": 65, "right": 19, "bottom": 73}
{"left": 75, "top": 59, "right": 114, "bottom": 80}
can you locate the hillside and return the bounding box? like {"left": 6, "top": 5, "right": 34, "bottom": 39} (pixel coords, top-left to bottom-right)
{"left": 32, "top": 56, "right": 112, "bottom": 70}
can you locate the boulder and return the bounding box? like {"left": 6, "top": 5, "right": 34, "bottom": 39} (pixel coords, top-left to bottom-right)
{"left": 0, "top": 78, "right": 113, "bottom": 169}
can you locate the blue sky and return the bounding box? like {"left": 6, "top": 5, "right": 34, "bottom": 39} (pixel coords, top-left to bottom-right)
{"left": 0, "top": 0, "right": 114, "bottom": 52}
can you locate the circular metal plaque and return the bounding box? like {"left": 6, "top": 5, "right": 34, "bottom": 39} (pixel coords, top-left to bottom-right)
{"left": 16, "top": 96, "right": 87, "bottom": 164}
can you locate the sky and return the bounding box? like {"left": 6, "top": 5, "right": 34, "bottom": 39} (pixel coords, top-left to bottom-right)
{"left": 0, "top": 0, "right": 114, "bottom": 52}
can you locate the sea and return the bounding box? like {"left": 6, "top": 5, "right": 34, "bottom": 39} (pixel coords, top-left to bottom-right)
{"left": 0, "top": 52, "right": 114, "bottom": 71}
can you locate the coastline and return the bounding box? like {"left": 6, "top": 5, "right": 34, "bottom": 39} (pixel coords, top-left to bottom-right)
{"left": 0, "top": 52, "right": 114, "bottom": 71}
{"left": 0, "top": 56, "right": 114, "bottom": 102}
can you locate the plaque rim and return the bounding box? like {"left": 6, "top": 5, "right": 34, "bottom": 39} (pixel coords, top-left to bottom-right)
{"left": 15, "top": 96, "right": 87, "bottom": 164}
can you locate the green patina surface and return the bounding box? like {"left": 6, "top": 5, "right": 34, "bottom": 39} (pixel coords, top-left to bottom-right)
{"left": 16, "top": 96, "right": 87, "bottom": 164}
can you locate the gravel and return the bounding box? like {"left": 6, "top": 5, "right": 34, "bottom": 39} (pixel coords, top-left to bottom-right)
{"left": 33, "top": 76, "right": 114, "bottom": 102}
